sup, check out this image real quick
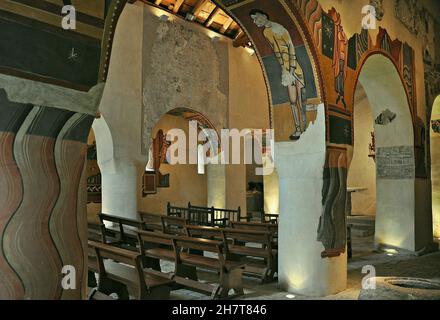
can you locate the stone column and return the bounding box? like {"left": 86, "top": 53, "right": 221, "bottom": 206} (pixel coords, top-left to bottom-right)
{"left": 99, "top": 159, "right": 139, "bottom": 220}
{"left": 275, "top": 105, "right": 347, "bottom": 297}
{"left": 207, "top": 163, "right": 226, "bottom": 209}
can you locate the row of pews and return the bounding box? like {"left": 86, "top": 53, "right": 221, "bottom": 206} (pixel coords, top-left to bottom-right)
{"left": 87, "top": 204, "right": 279, "bottom": 300}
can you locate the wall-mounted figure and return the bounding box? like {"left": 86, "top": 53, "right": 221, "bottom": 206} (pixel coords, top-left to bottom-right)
{"left": 250, "top": 9, "right": 307, "bottom": 140}
{"left": 375, "top": 109, "right": 397, "bottom": 125}
{"left": 331, "top": 11, "right": 348, "bottom": 109}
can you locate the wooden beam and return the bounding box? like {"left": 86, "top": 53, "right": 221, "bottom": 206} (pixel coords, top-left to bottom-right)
{"left": 233, "top": 31, "right": 250, "bottom": 48}
{"left": 220, "top": 17, "right": 233, "bottom": 34}
{"left": 193, "top": 0, "right": 209, "bottom": 16}
{"left": 173, "top": 0, "right": 185, "bottom": 13}
{"left": 204, "top": 7, "right": 220, "bottom": 27}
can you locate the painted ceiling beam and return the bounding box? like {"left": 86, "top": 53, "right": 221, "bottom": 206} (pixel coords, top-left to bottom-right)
{"left": 204, "top": 6, "right": 220, "bottom": 27}
{"left": 193, "top": 0, "right": 209, "bottom": 16}
{"left": 220, "top": 16, "right": 233, "bottom": 34}
{"left": 173, "top": 0, "right": 185, "bottom": 13}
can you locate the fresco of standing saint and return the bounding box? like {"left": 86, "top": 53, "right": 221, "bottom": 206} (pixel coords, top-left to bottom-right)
{"left": 250, "top": 9, "right": 307, "bottom": 140}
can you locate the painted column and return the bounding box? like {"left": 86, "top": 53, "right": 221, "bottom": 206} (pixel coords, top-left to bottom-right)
{"left": 0, "top": 90, "right": 93, "bottom": 299}
{"left": 207, "top": 163, "right": 227, "bottom": 209}
{"left": 275, "top": 105, "right": 347, "bottom": 297}
{"left": 99, "top": 159, "right": 139, "bottom": 220}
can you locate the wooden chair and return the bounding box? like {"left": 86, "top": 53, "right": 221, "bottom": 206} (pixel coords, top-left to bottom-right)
{"left": 89, "top": 240, "right": 174, "bottom": 300}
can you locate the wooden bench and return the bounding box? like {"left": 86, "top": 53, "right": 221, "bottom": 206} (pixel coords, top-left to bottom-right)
{"left": 161, "top": 216, "right": 188, "bottom": 235}
{"left": 88, "top": 222, "right": 105, "bottom": 242}
{"left": 185, "top": 225, "right": 223, "bottom": 241}
{"left": 99, "top": 213, "right": 145, "bottom": 250}
{"left": 89, "top": 240, "right": 174, "bottom": 300}
{"left": 231, "top": 221, "right": 278, "bottom": 234}
{"left": 137, "top": 230, "right": 198, "bottom": 281}
{"left": 222, "top": 229, "right": 276, "bottom": 283}
{"left": 137, "top": 230, "right": 245, "bottom": 299}
{"left": 231, "top": 221, "right": 278, "bottom": 249}
{"left": 167, "top": 202, "right": 244, "bottom": 227}
{"left": 138, "top": 211, "right": 163, "bottom": 232}
{"left": 173, "top": 236, "right": 245, "bottom": 299}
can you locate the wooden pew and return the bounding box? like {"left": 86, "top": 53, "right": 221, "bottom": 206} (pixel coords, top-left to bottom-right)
{"left": 137, "top": 230, "right": 197, "bottom": 281}
{"left": 188, "top": 202, "right": 243, "bottom": 227}
{"left": 173, "top": 236, "right": 245, "bottom": 299}
{"left": 167, "top": 202, "right": 190, "bottom": 219}
{"left": 89, "top": 240, "right": 174, "bottom": 300}
{"left": 184, "top": 225, "right": 223, "bottom": 241}
{"left": 231, "top": 221, "right": 278, "bottom": 234}
{"left": 167, "top": 202, "right": 244, "bottom": 227}
{"left": 231, "top": 221, "right": 278, "bottom": 249}
{"left": 138, "top": 211, "right": 163, "bottom": 231}
{"left": 222, "top": 229, "right": 276, "bottom": 283}
{"left": 161, "top": 216, "right": 188, "bottom": 235}
{"left": 88, "top": 222, "right": 105, "bottom": 242}
{"left": 98, "top": 213, "right": 145, "bottom": 249}
{"left": 138, "top": 230, "right": 245, "bottom": 299}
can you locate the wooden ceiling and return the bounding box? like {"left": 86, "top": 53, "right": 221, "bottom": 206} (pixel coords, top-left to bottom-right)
{"left": 140, "top": 0, "right": 242, "bottom": 39}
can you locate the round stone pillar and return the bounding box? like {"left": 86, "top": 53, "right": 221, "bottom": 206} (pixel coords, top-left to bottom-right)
{"left": 275, "top": 105, "right": 347, "bottom": 297}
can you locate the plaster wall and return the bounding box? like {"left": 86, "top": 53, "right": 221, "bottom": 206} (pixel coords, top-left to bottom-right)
{"left": 348, "top": 85, "right": 376, "bottom": 216}
{"left": 139, "top": 115, "right": 208, "bottom": 214}
{"left": 431, "top": 98, "right": 440, "bottom": 238}
{"left": 141, "top": 5, "right": 229, "bottom": 153}
{"left": 227, "top": 44, "right": 269, "bottom": 213}
{"left": 95, "top": 3, "right": 144, "bottom": 219}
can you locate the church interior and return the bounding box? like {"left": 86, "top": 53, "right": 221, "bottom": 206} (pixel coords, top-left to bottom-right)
{"left": 1, "top": 0, "right": 440, "bottom": 301}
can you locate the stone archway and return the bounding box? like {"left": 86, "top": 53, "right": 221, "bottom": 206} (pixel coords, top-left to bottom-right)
{"left": 353, "top": 53, "right": 432, "bottom": 253}
{"left": 0, "top": 0, "right": 325, "bottom": 299}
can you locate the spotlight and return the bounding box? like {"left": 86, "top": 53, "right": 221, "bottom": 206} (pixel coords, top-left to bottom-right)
{"left": 286, "top": 294, "right": 296, "bottom": 299}
{"left": 384, "top": 248, "right": 398, "bottom": 256}
{"left": 159, "top": 14, "right": 169, "bottom": 22}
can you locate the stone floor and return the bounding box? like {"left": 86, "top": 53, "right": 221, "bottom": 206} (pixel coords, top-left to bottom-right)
{"left": 165, "top": 236, "right": 440, "bottom": 300}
